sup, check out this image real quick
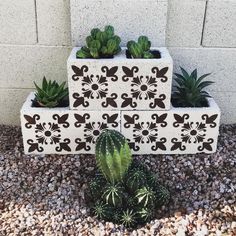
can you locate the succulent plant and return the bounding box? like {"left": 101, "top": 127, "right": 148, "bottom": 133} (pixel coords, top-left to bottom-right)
{"left": 95, "top": 129, "right": 132, "bottom": 184}
{"left": 76, "top": 25, "right": 121, "bottom": 59}
{"left": 155, "top": 185, "right": 170, "bottom": 207}
{"left": 172, "top": 67, "right": 214, "bottom": 107}
{"left": 126, "top": 168, "right": 147, "bottom": 193}
{"left": 89, "top": 175, "right": 106, "bottom": 199}
{"left": 137, "top": 207, "right": 153, "bottom": 222}
{"left": 120, "top": 209, "right": 136, "bottom": 228}
{"left": 136, "top": 187, "right": 156, "bottom": 207}
{"left": 127, "top": 36, "right": 154, "bottom": 59}
{"left": 88, "top": 132, "right": 170, "bottom": 228}
{"left": 102, "top": 183, "right": 124, "bottom": 207}
{"left": 146, "top": 173, "right": 158, "bottom": 189}
{"left": 92, "top": 201, "right": 110, "bottom": 219}
{"left": 34, "top": 77, "right": 68, "bottom": 108}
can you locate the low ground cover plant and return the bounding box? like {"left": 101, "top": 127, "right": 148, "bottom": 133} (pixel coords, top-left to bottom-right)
{"left": 76, "top": 25, "right": 121, "bottom": 59}
{"left": 88, "top": 129, "right": 170, "bottom": 228}
{"left": 172, "top": 67, "right": 214, "bottom": 107}
{"left": 33, "top": 77, "right": 69, "bottom": 108}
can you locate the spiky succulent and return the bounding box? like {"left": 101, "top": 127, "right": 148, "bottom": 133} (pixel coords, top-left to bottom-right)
{"left": 126, "top": 168, "right": 147, "bottom": 193}
{"left": 136, "top": 187, "right": 156, "bottom": 207}
{"left": 76, "top": 25, "right": 121, "bottom": 59}
{"left": 92, "top": 201, "right": 109, "bottom": 219}
{"left": 172, "top": 67, "right": 214, "bottom": 107}
{"left": 102, "top": 183, "right": 124, "bottom": 207}
{"left": 95, "top": 129, "right": 132, "bottom": 184}
{"left": 34, "top": 77, "right": 68, "bottom": 108}
{"left": 127, "top": 36, "right": 154, "bottom": 59}
{"left": 155, "top": 185, "right": 170, "bottom": 207}
{"left": 89, "top": 175, "right": 106, "bottom": 199}
{"left": 137, "top": 208, "right": 153, "bottom": 223}
{"left": 88, "top": 136, "right": 170, "bottom": 228}
{"left": 120, "top": 209, "right": 136, "bottom": 228}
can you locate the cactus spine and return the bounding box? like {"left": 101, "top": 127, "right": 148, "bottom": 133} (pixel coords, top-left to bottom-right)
{"left": 95, "top": 129, "right": 132, "bottom": 183}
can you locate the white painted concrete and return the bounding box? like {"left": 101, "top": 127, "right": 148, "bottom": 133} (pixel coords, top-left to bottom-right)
{"left": 70, "top": 0, "right": 168, "bottom": 47}
{"left": 21, "top": 93, "right": 121, "bottom": 154}
{"left": 67, "top": 47, "right": 173, "bottom": 111}
{"left": 0, "top": 0, "right": 37, "bottom": 44}
{"left": 167, "top": 0, "right": 206, "bottom": 47}
{"left": 203, "top": 0, "right": 236, "bottom": 47}
{"left": 36, "top": 0, "right": 71, "bottom": 46}
{"left": 0, "top": 89, "right": 32, "bottom": 125}
{"left": 0, "top": 45, "right": 71, "bottom": 89}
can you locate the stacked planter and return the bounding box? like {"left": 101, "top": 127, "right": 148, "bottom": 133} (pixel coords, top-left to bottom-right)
{"left": 21, "top": 47, "right": 221, "bottom": 155}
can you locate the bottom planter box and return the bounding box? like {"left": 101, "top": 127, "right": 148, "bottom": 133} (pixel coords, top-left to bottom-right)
{"left": 21, "top": 93, "right": 120, "bottom": 154}
{"left": 21, "top": 94, "right": 220, "bottom": 155}
{"left": 121, "top": 98, "right": 221, "bottom": 154}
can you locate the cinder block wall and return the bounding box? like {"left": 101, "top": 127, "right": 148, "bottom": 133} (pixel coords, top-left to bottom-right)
{"left": 0, "top": 0, "right": 235, "bottom": 125}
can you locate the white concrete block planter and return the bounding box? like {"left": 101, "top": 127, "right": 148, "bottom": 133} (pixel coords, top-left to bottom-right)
{"left": 121, "top": 98, "right": 221, "bottom": 155}
{"left": 67, "top": 47, "right": 173, "bottom": 111}
{"left": 21, "top": 93, "right": 120, "bottom": 155}
{"left": 21, "top": 94, "right": 220, "bottom": 155}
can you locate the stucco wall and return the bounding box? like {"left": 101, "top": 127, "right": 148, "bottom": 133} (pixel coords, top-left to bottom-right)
{"left": 0, "top": 0, "right": 235, "bottom": 125}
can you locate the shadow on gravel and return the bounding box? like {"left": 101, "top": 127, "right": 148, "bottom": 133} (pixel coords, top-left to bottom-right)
{"left": 0, "top": 124, "right": 235, "bottom": 235}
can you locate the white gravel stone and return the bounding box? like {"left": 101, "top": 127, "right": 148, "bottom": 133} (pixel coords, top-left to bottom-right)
{"left": 0, "top": 124, "right": 235, "bottom": 235}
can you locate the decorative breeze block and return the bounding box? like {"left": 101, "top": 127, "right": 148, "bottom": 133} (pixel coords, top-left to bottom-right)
{"left": 67, "top": 48, "right": 173, "bottom": 111}
{"left": 21, "top": 93, "right": 120, "bottom": 155}
{"left": 121, "top": 98, "right": 221, "bottom": 154}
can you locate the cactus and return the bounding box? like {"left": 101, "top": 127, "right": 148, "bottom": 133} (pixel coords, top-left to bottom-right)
{"left": 137, "top": 207, "right": 153, "bottom": 222}
{"left": 126, "top": 168, "right": 147, "bottom": 193}
{"left": 87, "top": 132, "right": 170, "bottom": 228}
{"left": 76, "top": 25, "right": 121, "bottom": 59}
{"left": 92, "top": 201, "right": 110, "bottom": 219}
{"left": 102, "top": 183, "right": 124, "bottom": 207}
{"left": 155, "top": 185, "right": 170, "bottom": 207}
{"left": 136, "top": 187, "right": 156, "bottom": 207}
{"left": 89, "top": 174, "right": 106, "bottom": 199}
{"left": 95, "top": 129, "right": 132, "bottom": 183}
{"left": 120, "top": 209, "right": 136, "bottom": 228}
{"left": 127, "top": 36, "right": 154, "bottom": 59}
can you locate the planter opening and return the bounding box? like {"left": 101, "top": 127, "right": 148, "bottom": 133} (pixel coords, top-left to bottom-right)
{"left": 125, "top": 50, "right": 161, "bottom": 59}
{"left": 31, "top": 98, "right": 69, "bottom": 108}
{"left": 171, "top": 98, "right": 209, "bottom": 108}
{"left": 76, "top": 55, "right": 114, "bottom": 59}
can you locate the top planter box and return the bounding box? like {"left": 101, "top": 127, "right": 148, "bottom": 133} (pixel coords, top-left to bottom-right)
{"left": 67, "top": 47, "right": 173, "bottom": 111}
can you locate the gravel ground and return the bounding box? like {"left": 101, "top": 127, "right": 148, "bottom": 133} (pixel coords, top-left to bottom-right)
{"left": 0, "top": 124, "right": 235, "bottom": 236}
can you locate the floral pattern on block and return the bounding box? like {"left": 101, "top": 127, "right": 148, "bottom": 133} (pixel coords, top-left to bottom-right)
{"left": 74, "top": 113, "right": 119, "bottom": 152}
{"left": 121, "top": 66, "right": 168, "bottom": 109}
{"left": 24, "top": 114, "right": 71, "bottom": 153}
{"left": 171, "top": 114, "right": 219, "bottom": 152}
{"left": 71, "top": 65, "right": 118, "bottom": 109}
{"left": 70, "top": 64, "right": 170, "bottom": 110}
{"left": 123, "top": 113, "right": 168, "bottom": 152}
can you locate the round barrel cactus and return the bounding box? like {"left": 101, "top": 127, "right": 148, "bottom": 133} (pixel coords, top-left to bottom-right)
{"left": 95, "top": 129, "right": 132, "bottom": 183}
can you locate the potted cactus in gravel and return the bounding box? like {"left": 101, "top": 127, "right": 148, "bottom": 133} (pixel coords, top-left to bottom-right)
{"left": 67, "top": 26, "right": 173, "bottom": 111}
{"left": 87, "top": 129, "right": 170, "bottom": 228}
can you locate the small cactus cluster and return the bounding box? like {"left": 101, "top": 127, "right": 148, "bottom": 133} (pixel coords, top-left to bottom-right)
{"left": 76, "top": 25, "right": 121, "bottom": 59}
{"left": 127, "top": 36, "right": 154, "bottom": 59}
{"left": 88, "top": 129, "right": 170, "bottom": 228}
